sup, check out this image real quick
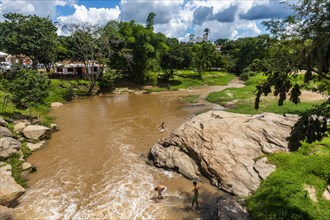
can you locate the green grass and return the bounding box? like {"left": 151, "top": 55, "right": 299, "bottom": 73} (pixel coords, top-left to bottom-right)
{"left": 247, "top": 137, "right": 330, "bottom": 220}
{"left": 3, "top": 154, "right": 27, "bottom": 187}
{"left": 170, "top": 70, "right": 236, "bottom": 90}
{"left": 178, "top": 95, "right": 200, "bottom": 104}
{"left": 145, "top": 70, "right": 236, "bottom": 93}
{"left": 206, "top": 73, "right": 321, "bottom": 115}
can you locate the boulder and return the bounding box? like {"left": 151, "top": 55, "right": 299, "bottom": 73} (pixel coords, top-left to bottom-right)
{"left": 217, "top": 195, "right": 249, "bottom": 220}
{"left": 0, "top": 127, "right": 13, "bottom": 138}
{"left": 0, "top": 137, "right": 21, "bottom": 159}
{"left": 0, "top": 205, "right": 16, "bottom": 220}
{"left": 0, "top": 172, "right": 25, "bottom": 206}
{"left": 51, "top": 102, "right": 63, "bottom": 108}
{"left": 322, "top": 185, "right": 330, "bottom": 201}
{"left": 304, "top": 184, "right": 318, "bottom": 202}
{"left": 13, "top": 121, "right": 29, "bottom": 133}
{"left": 0, "top": 117, "right": 8, "bottom": 127}
{"left": 0, "top": 162, "right": 12, "bottom": 176}
{"left": 26, "top": 141, "right": 45, "bottom": 152}
{"left": 21, "top": 162, "right": 32, "bottom": 171}
{"left": 50, "top": 123, "right": 60, "bottom": 131}
{"left": 22, "top": 125, "right": 51, "bottom": 140}
{"left": 148, "top": 111, "right": 298, "bottom": 196}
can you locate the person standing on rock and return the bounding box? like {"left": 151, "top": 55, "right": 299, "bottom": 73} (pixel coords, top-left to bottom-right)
{"left": 192, "top": 180, "right": 199, "bottom": 209}
{"left": 154, "top": 184, "right": 167, "bottom": 202}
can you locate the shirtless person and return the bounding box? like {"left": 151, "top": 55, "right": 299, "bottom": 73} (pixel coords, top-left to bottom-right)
{"left": 154, "top": 184, "right": 167, "bottom": 202}
{"left": 192, "top": 180, "right": 199, "bottom": 209}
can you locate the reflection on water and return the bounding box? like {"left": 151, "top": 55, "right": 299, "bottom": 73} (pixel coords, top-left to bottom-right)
{"left": 15, "top": 89, "right": 224, "bottom": 219}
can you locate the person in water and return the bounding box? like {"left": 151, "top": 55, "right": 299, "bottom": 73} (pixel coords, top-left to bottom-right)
{"left": 192, "top": 180, "right": 199, "bottom": 209}
{"left": 154, "top": 184, "right": 167, "bottom": 202}
{"left": 159, "top": 122, "right": 166, "bottom": 131}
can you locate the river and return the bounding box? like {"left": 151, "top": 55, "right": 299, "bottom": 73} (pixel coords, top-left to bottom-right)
{"left": 14, "top": 83, "right": 243, "bottom": 219}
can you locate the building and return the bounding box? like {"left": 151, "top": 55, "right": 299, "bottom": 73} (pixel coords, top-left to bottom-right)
{"left": 188, "top": 34, "right": 209, "bottom": 44}
{"left": 54, "top": 62, "right": 102, "bottom": 78}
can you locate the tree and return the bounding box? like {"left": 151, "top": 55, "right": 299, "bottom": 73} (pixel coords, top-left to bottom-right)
{"left": 146, "top": 12, "right": 156, "bottom": 31}
{"left": 65, "top": 22, "right": 123, "bottom": 95}
{"left": 0, "top": 13, "right": 58, "bottom": 70}
{"left": 191, "top": 42, "right": 217, "bottom": 78}
{"left": 9, "top": 70, "right": 50, "bottom": 110}
{"left": 257, "top": 0, "right": 330, "bottom": 149}
{"left": 204, "top": 28, "right": 210, "bottom": 41}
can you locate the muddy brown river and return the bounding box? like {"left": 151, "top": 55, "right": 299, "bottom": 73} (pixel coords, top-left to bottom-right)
{"left": 15, "top": 84, "right": 243, "bottom": 219}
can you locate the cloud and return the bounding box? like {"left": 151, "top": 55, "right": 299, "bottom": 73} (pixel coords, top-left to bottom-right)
{"left": 120, "top": 0, "right": 184, "bottom": 24}
{"left": 240, "top": 0, "right": 293, "bottom": 20}
{"left": 57, "top": 4, "right": 120, "bottom": 26}
{"left": 193, "top": 6, "right": 213, "bottom": 25}
{"left": 0, "top": 0, "right": 73, "bottom": 18}
{"left": 213, "top": 5, "right": 238, "bottom": 22}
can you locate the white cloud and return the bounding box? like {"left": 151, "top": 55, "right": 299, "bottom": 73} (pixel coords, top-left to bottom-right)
{"left": 1, "top": 0, "right": 292, "bottom": 40}
{"left": 118, "top": 0, "right": 268, "bottom": 40}
{"left": 57, "top": 4, "right": 120, "bottom": 26}
{"left": 0, "top": 0, "right": 73, "bottom": 18}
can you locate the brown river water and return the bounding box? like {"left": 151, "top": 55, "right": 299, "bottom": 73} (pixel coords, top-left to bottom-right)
{"left": 15, "top": 83, "right": 243, "bottom": 219}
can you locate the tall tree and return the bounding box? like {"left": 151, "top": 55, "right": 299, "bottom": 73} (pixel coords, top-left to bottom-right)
{"left": 65, "top": 23, "right": 121, "bottom": 95}
{"left": 146, "top": 12, "right": 156, "bottom": 31}
{"left": 0, "top": 13, "right": 58, "bottom": 70}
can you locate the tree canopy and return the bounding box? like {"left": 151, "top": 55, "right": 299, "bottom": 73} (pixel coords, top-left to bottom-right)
{"left": 0, "top": 13, "right": 58, "bottom": 68}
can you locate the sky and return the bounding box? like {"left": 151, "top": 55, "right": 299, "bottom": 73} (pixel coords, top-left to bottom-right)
{"left": 0, "top": 0, "right": 294, "bottom": 41}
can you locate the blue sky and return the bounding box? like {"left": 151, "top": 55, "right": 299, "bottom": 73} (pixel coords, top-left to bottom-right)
{"left": 0, "top": 0, "right": 294, "bottom": 41}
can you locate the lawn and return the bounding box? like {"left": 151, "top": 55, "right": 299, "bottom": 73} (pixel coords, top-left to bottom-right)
{"left": 206, "top": 73, "right": 322, "bottom": 115}
{"left": 146, "top": 70, "right": 236, "bottom": 92}
{"left": 247, "top": 137, "right": 330, "bottom": 220}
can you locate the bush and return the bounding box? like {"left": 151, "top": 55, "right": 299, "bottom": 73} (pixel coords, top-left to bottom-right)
{"left": 9, "top": 69, "right": 50, "bottom": 109}
{"left": 98, "top": 71, "right": 122, "bottom": 92}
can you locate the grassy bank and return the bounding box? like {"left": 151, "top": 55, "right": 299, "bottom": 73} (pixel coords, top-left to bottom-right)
{"left": 146, "top": 70, "right": 236, "bottom": 92}
{"left": 247, "top": 137, "right": 330, "bottom": 220}
{"left": 206, "top": 73, "right": 321, "bottom": 115}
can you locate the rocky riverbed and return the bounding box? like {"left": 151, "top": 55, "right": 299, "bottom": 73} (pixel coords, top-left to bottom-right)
{"left": 0, "top": 113, "right": 60, "bottom": 219}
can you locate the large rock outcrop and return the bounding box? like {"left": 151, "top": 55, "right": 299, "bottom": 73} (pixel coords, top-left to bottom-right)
{"left": 148, "top": 111, "right": 298, "bottom": 196}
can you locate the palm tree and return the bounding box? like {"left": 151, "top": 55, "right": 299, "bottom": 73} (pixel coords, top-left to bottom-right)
{"left": 204, "top": 28, "right": 210, "bottom": 41}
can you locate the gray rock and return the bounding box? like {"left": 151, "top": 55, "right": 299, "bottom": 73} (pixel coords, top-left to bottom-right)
{"left": 0, "top": 137, "right": 21, "bottom": 159}
{"left": 21, "top": 162, "right": 32, "bottom": 171}
{"left": 0, "top": 205, "right": 16, "bottom": 220}
{"left": 254, "top": 157, "right": 276, "bottom": 180}
{"left": 0, "top": 162, "right": 12, "bottom": 176}
{"left": 26, "top": 141, "right": 45, "bottom": 152}
{"left": 13, "top": 121, "right": 28, "bottom": 133}
{"left": 50, "top": 123, "right": 60, "bottom": 131}
{"left": 323, "top": 185, "right": 330, "bottom": 201}
{"left": 149, "top": 111, "right": 298, "bottom": 196}
{"left": 51, "top": 102, "right": 63, "bottom": 107}
{"left": 217, "top": 195, "right": 249, "bottom": 220}
{"left": 304, "top": 184, "right": 318, "bottom": 202}
{"left": 0, "top": 117, "right": 8, "bottom": 127}
{"left": 0, "top": 173, "right": 25, "bottom": 206}
{"left": 22, "top": 125, "right": 51, "bottom": 140}
{"left": 0, "top": 127, "right": 13, "bottom": 138}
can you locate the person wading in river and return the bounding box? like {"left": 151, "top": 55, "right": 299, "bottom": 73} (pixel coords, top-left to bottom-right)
{"left": 192, "top": 180, "right": 199, "bottom": 209}
{"left": 154, "top": 184, "right": 167, "bottom": 202}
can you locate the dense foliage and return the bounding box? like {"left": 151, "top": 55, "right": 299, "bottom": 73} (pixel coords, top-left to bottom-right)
{"left": 9, "top": 70, "right": 50, "bottom": 110}
{"left": 0, "top": 13, "right": 58, "bottom": 70}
